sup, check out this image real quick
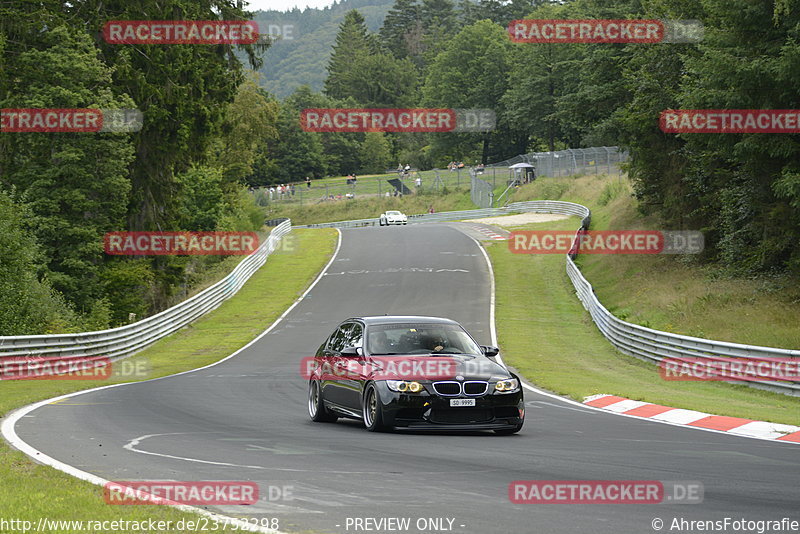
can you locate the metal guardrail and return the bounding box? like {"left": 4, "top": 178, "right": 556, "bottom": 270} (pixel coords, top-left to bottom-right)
{"left": 0, "top": 221, "right": 292, "bottom": 373}
{"left": 6, "top": 207, "right": 797, "bottom": 396}
{"left": 566, "top": 257, "right": 800, "bottom": 396}
{"left": 551, "top": 206, "right": 799, "bottom": 396}
{"left": 302, "top": 202, "right": 798, "bottom": 396}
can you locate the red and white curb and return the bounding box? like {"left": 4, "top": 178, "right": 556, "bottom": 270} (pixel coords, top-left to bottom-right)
{"left": 466, "top": 224, "right": 507, "bottom": 241}
{"left": 584, "top": 394, "right": 800, "bottom": 444}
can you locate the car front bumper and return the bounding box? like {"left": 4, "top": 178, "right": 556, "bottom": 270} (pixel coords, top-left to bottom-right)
{"left": 375, "top": 381, "right": 524, "bottom": 430}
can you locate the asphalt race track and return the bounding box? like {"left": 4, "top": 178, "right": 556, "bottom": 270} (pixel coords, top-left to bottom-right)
{"left": 13, "top": 224, "right": 800, "bottom": 534}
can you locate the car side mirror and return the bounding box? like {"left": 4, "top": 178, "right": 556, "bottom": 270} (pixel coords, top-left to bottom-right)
{"left": 482, "top": 345, "right": 500, "bottom": 357}
{"left": 341, "top": 346, "right": 363, "bottom": 358}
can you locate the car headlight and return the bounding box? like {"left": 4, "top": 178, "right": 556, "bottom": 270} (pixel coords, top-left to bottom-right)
{"left": 494, "top": 378, "right": 519, "bottom": 393}
{"left": 386, "top": 380, "right": 423, "bottom": 393}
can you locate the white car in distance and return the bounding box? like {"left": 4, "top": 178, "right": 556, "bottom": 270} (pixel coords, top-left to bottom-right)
{"left": 379, "top": 210, "right": 408, "bottom": 226}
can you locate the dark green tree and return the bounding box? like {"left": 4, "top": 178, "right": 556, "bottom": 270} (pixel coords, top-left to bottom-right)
{"left": 324, "top": 10, "right": 380, "bottom": 100}
{"left": 423, "top": 20, "right": 514, "bottom": 163}
{"left": 380, "top": 0, "right": 421, "bottom": 59}
{"left": 0, "top": 25, "right": 135, "bottom": 313}
{"left": 66, "top": 0, "right": 268, "bottom": 232}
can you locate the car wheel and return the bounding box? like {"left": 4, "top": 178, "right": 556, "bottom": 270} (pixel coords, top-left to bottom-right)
{"left": 363, "top": 383, "right": 387, "bottom": 432}
{"left": 493, "top": 423, "right": 523, "bottom": 435}
{"left": 308, "top": 380, "right": 337, "bottom": 422}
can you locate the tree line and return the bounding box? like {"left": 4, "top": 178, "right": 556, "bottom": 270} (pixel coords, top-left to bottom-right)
{"left": 0, "top": 0, "right": 272, "bottom": 334}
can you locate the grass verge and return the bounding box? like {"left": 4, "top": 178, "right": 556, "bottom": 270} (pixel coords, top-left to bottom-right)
{"left": 0, "top": 228, "right": 337, "bottom": 532}
{"left": 506, "top": 173, "right": 800, "bottom": 349}
{"left": 486, "top": 187, "right": 799, "bottom": 425}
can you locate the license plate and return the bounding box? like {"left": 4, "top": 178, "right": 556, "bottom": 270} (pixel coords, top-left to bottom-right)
{"left": 450, "top": 398, "right": 476, "bottom": 407}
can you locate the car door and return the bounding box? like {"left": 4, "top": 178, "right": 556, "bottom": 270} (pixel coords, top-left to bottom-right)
{"left": 338, "top": 321, "right": 366, "bottom": 410}
{"left": 321, "top": 323, "right": 350, "bottom": 407}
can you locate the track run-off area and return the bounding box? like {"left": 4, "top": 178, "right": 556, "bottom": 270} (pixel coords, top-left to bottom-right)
{"left": 8, "top": 224, "right": 800, "bottom": 534}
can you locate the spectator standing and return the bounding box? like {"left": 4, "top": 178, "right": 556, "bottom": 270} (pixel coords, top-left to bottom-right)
{"left": 269, "top": 186, "right": 275, "bottom": 200}
{"left": 290, "top": 183, "right": 296, "bottom": 196}
{"left": 305, "top": 176, "right": 311, "bottom": 188}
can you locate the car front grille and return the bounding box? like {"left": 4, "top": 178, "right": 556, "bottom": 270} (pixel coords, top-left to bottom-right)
{"left": 463, "top": 381, "right": 488, "bottom": 395}
{"left": 432, "top": 381, "right": 461, "bottom": 396}
{"left": 432, "top": 380, "right": 489, "bottom": 396}
{"left": 430, "top": 409, "right": 493, "bottom": 424}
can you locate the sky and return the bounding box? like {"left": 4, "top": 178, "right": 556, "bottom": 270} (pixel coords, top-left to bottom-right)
{"left": 245, "top": 0, "right": 336, "bottom": 12}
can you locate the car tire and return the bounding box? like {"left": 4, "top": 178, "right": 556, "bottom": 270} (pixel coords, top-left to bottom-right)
{"left": 308, "top": 380, "right": 338, "bottom": 423}
{"left": 493, "top": 423, "right": 523, "bottom": 435}
{"left": 363, "top": 383, "right": 387, "bottom": 432}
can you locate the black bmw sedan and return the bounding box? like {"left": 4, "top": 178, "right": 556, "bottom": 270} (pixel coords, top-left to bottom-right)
{"left": 306, "top": 316, "right": 524, "bottom": 434}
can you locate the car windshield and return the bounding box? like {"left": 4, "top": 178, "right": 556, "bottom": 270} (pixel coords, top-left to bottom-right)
{"left": 386, "top": 211, "right": 402, "bottom": 215}
{"left": 367, "top": 323, "right": 482, "bottom": 356}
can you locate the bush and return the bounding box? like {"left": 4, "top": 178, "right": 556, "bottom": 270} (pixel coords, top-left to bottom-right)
{"left": 0, "top": 192, "right": 79, "bottom": 334}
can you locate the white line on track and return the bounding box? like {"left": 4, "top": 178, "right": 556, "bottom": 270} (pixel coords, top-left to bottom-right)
{"left": 1, "top": 229, "right": 344, "bottom": 534}
{"left": 122, "top": 432, "right": 408, "bottom": 475}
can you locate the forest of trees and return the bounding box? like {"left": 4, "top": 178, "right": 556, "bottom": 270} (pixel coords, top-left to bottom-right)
{"left": 1, "top": 0, "right": 799, "bottom": 336}
{"left": 0, "top": 1, "right": 273, "bottom": 334}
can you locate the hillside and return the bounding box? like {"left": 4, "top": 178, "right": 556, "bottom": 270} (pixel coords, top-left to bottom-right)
{"left": 251, "top": 0, "right": 393, "bottom": 98}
